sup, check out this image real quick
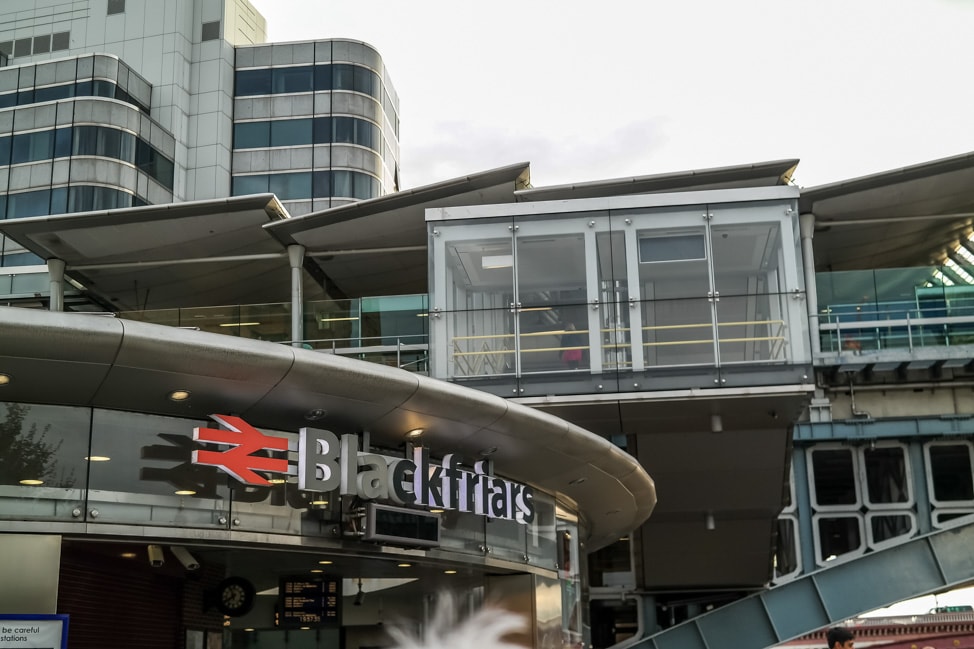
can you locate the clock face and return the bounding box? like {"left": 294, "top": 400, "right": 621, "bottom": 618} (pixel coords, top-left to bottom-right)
{"left": 222, "top": 584, "right": 246, "bottom": 608}
{"left": 215, "top": 577, "right": 255, "bottom": 617}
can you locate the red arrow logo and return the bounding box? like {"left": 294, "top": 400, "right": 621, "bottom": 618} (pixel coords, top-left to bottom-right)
{"left": 192, "top": 415, "right": 289, "bottom": 486}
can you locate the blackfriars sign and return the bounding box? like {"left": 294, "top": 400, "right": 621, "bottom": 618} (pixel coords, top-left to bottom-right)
{"left": 192, "top": 415, "right": 535, "bottom": 524}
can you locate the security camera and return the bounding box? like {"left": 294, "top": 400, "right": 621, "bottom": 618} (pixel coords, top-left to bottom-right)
{"left": 147, "top": 544, "right": 165, "bottom": 567}
{"left": 171, "top": 546, "right": 200, "bottom": 571}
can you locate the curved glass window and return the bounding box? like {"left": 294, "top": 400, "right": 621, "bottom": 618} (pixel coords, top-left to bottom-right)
{"left": 0, "top": 79, "right": 148, "bottom": 113}
{"left": 0, "top": 126, "right": 173, "bottom": 190}
{"left": 3, "top": 185, "right": 140, "bottom": 220}
{"left": 234, "top": 117, "right": 380, "bottom": 152}
{"left": 234, "top": 170, "right": 379, "bottom": 201}
{"left": 235, "top": 63, "right": 382, "bottom": 100}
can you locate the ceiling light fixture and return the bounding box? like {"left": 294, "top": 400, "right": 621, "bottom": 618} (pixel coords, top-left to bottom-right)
{"left": 304, "top": 408, "right": 327, "bottom": 421}
{"left": 218, "top": 322, "right": 261, "bottom": 327}
{"left": 319, "top": 316, "right": 359, "bottom": 322}
{"left": 479, "top": 447, "right": 497, "bottom": 457}
{"left": 175, "top": 489, "right": 197, "bottom": 496}
{"left": 19, "top": 479, "right": 43, "bottom": 486}
{"left": 710, "top": 414, "right": 723, "bottom": 433}
{"left": 444, "top": 569, "right": 457, "bottom": 575}
{"left": 397, "top": 563, "right": 411, "bottom": 568}
{"left": 706, "top": 512, "right": 716, "bottom": 531}
{"left": 168, "top": 390, "right": 191, "bottom": 401}
{"left": 85, "top": 455, "right": 111, "bottom": 462}
{"left": 318, "top": 560, "right": 333, "bottom": 565}
{"left": 569, "top": 477, "right": 586, "bottom": 486}
{"left": 353, "top": 578, "right": 365, "bottom": 606}
{"left": 405, "top": 428, "right": 424, "bottom": 439}
{"left": 0, "top": 373, "right": 11, "bottom": 385}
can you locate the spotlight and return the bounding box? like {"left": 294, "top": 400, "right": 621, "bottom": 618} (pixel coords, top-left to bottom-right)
{"left": 147, "top": 544, "right": 165, "bottom": 567}
{"left": 710, "top": 414, "right": 723, "bottom": 433}
{"left": 353, "top": 578, "right": 365, "bottom": 606}
{"left": 171, "top": 546, "right": 200, "bottom": 570}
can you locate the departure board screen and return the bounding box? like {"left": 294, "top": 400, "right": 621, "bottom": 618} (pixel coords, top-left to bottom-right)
{"left": 278, "top": 575, "right": 341, "bottom": 627}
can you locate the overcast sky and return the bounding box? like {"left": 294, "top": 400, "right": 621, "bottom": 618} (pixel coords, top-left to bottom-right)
{"left": 248, "top": 0, "right": 974, "bottom": 191}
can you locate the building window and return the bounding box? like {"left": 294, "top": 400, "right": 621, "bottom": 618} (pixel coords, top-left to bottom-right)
{"left": 32, "top": 35, "right": 51, "bottom": 54}
{"left": 14, "top": 38, "right": 31, "bottom": 57}
{"left": 201, "top": 21, "right": 221, "bottom": 42}
{"left": 107, "top": 0, "right": 125, "bottom": 15}
{"left": 51, "top": 32, "right": 70, "bottom": 51}
{"left": 0, "top": 42, "right": 11, "bottom": 57}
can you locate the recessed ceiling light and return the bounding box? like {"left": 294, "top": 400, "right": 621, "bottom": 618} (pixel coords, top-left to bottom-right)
{"left": 19, "top": 479, "right": 43, "bottom": 485}
{"left": 168, "top": 390, "right": 191, "bottom": 401}
{"left": 310, "top": 500, "right": 328, "bottom": 506}
{"left": 444, "top": 569, "right": 457, "bottom": 574}
{"left": 120, "top": 552, "right": 137, "bottom": 559}
{"left": 85, "top": 455, "right": 111, "bottom": 462}
{"left": 305, "top": 408, "right": 327, "bottom": 421}
{"left": 268, "top": 478, "right": 287, "bottom": 484}
{"left": 310, "top": 569, "right": 323, "bottom": 573}
{"left": 569, "top": 477, "right": 586, "bottom": 486}
{"left": 175, "top": 489, "right": 196, "bottom": 496}
{"left": 318, "top": 560, "right": 333, "bottom": 565}
{"left": 0, "top": 373, "right": 10, "bottom": 385}
{"left": 397, "top": 563, "right": 411, "bottom": 568}
{"left": 428, "top": 508, "right": 444, "bottom": 514}
{"left": 405, "top": 428, "right": 424, "bottom": 439}
{"left": 244, "top": 628, "right": 255, "bottom": 632}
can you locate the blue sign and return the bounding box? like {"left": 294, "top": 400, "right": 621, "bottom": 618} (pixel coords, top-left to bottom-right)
{"left": 0, "top": 615, "right": 68, "bottom": 649}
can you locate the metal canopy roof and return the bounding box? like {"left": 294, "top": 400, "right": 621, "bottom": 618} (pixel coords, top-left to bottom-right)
{"left": 515, "top": 158, "right": 799, "bottom": 202}
{"left": 0, "top": 194, "right": 303, "bottom": 311}
{"left": 265, "top": 162, "right": 531, "bottom": 298}
{"left": 801, "top": 151, "right": 974, "bottom": 271}
{"left": 0, "top": 306, "right": 655, "bottom": 552}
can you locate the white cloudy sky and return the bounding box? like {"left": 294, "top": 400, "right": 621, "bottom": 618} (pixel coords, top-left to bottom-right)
{"left": 248, "top": 0, "right": 974, "bottom": 190}
{"left": 245, "top": 0, "right": 974, "bottom": 616}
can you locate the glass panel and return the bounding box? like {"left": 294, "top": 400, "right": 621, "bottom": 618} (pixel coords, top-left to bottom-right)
{"left": 7, "top": 189, "right": 52, "bottom": 219}
{"left": 12, "top": 130, "right": 54, "bottom": 163}
{"left": 332, "top": 63, "right": 354, "bottom": 91}
{"left": 438, "top": 509, "right": 486, "bottom": 556}
{"left": 710, "top": 221, "right": 782, "bottom": 298}
{"left": 313, "top": 64, "right": 332, "bottom": 91}
{"left": 235, "top": 68, "right": 272, "bottom": 96}
{"left": 516, "top": 230, "right": 588, "bottom": 374}
{"left": 176, "top": 305, "right": 242, "bottom": 335}
{"left": 815, "top": 515, "right": 862, "bottom": 562}
{"left": 773, "top": 517, "right": 799, "bottom": 580}
{"left": 927, "top": 442, "right": 974, "bottom": 504}
{"left": 810, "top": 447, "right": 859, "bottom": 507}
{"left": 237, "top": 302, "right": 291, "bottom": 342}
{"left": 641, "top": 298, "right": 714, "bottom": 367}
{"left": 449, "top": 308, "right": 515, "bottom": 378}
{"left": 862, "top": 445, "right": 911, "bottom": 506}
{"left": 269, "top": 172, "right": 312, "bottom": 200}
{"left": 597, "top": 228, "right": 630, "bottom": 373}
{"left": 636, "top": 227, "right": 710, "bottom": 301}
{"left": 233, "top": 121, "right": 270, "bottom": 149}
{"left": 0, "top": 402, "right": 88, "bottom": 522}
{"left": 0, "top": 136, "right": 9, "bottom": 166}
{"left": 272, "top": 66, "right": 313, "bottom": 94}
{"left": 87, "top": 410, "right": 230, "bottom": 528}
{"left": 232, "top": 174, "right": 269, "bottom": 195}
{"left": 360, "top": 294, "right": 428, "bottom": 347}
{"left": 868, "top": 513, "right": 914, "bottom": 545}
{"left": 270, "top": 118, "right": 311, "bottom": 147}
{"left": 587, "top": 537, "right": 632, "bottom": 588}
{"left": 486, "top": 516, "right": 527, "bottom": 562}
{"left": 331, "top": 170, "right": 353, "bottom": 197}
{"left": 306, "top": 299, "right": 360, "bottom": 348}
{"left": 715, "top": 293, "right": 788, "bottom": 364}
{"left": 526, "top": 491, "right": 557, "bottom": 568}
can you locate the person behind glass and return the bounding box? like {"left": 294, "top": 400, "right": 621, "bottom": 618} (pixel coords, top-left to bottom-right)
{"left": 560, "top": 322, "right": 585, "bottom": 370}
{"left": 826, "top": 627, "right": 854, "bottom": 649}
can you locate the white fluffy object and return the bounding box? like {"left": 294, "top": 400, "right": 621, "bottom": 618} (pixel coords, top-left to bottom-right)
{"left": 386, "top": 597, "right": 527, "bottom": 649}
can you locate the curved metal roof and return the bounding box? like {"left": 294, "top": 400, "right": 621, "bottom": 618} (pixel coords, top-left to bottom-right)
{"left": 0, "top": 306, "right": 655, "bottom": 551}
